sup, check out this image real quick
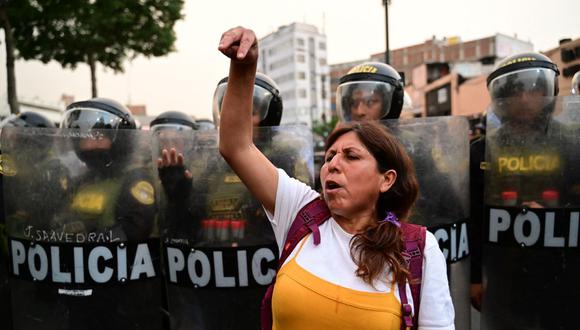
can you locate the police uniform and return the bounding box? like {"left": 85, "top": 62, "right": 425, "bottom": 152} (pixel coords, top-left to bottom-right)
{"left": 61, "top": 166, "right": 156, "bottom": 241}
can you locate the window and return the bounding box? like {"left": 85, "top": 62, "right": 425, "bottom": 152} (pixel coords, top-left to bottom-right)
{"left": 297, "top": 72, "right": 306, "bottom": 80}
{"left": 296, "top": 38, "right": 305, "bottom": 47}
{"left": 319, "top": 42, "right": 326, "bottom": 50}
{"left": 297, "top": 54, "right": 305, "bottom": 63}
{"left": 319, "top": 58, "right": 327, "bottom": 66}
{"left": 299, "top": 89, "right": 307, "bottom": 98}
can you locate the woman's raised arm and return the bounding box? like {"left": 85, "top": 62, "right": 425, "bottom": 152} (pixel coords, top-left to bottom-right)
{"left": 217, "top": 26, "right": 279, "bottom": 215}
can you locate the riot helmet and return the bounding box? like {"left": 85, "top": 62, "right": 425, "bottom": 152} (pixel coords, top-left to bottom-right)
{"left": 212, "top": 72, "right": 283, "bottom": 127}
{"left": 150, "top": 111, "right": 197, "bottom": 132}
{"left": 150, "top": 111, "right": 197, "bottom": 155}
{"left": 571, "top": 71, "right": 580, "bottom": 95}
{"left": 61, "top": 98, "right": 136, "bottom": 170}
{"left": 487, "top": 53, "right": 560, "bottom": 125}
{"left": 337, "top": 62, "right": 404, "bottom": 122}
{"left": 195, "top": 119, "right": 215, "bottom": 131}
{"left": 0, "top": 111, "right": 56, "bottom": 129}
{"left": 0, "top": 111, "right": 56, "bottom": 164}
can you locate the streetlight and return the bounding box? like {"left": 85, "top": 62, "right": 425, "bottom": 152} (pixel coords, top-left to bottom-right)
{"left": 382, "top": 0, "right": 391, "bottom": 64}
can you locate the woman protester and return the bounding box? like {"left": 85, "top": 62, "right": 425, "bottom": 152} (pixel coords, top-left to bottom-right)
{"left": 217, "top": 26, "right": 454, "bottom": 330}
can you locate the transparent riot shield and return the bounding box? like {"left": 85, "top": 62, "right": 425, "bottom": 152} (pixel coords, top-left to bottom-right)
{"left": 2, "top": 127, "right": 163, "bottom": 330}
{"left": 385, "top": 116, "right": 470, "bottom": 330}
{"left": 482, "top": 95, "right": 580, "bottom": 330}
{"left": 155, "top": 126, "right": 313, "bottom": 330}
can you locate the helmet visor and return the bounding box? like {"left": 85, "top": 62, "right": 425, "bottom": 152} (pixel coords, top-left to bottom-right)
{"left": 212, "top": 83, "right": 274, "bottom": 126}
{"left": 337, "top": 81, "right": 394, "bottom": 122}
{"left": 488, "top": 68, "right": 557, "bottom": 101}
{"left": 151, "top": 123, "right": 194, "bottom": 133}
{"left": 61, "top": 108, "right": 126, "bottom": 131}
{"left": 0, "top": 114, "right": 28, "bottom": 128}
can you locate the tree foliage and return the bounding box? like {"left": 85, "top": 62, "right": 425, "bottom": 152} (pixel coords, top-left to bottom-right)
{"left": 9, "top": 0, "right": 184, "bottom": 96}
{"left": 312, "top": 115, "right": 339, "bottom": 140}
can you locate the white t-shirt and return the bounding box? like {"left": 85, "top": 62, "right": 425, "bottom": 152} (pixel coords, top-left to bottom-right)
{"left": 266, "top": 169, "right": 455, "bottom": 330}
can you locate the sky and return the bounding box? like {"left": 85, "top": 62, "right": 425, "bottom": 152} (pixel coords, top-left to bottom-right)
{"left": 1, "top": 0, "right": 579, "bottom": 120}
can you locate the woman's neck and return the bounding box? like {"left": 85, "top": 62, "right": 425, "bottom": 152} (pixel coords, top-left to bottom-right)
{"left": 332, "top": 212, "right": 376, "bottom": 234}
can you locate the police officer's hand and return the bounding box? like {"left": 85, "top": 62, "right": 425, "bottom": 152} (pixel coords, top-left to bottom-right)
{"left": 470, "top": 283, "right": 483, "bottom": 311}
{"left": 158, "top": 148, "right": 192, "bottom": 180}
{"left": 158, "top": 148, "right": 192, "bottom": 201}
{"left": 521, "top": 201, "right": 544, "bottom": 208}
{"left": 218, "top": 26, "right": 258, "bottom": 65}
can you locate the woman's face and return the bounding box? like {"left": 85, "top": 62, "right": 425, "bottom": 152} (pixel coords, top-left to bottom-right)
{"left": 320, "top": 131, "right": 395, "bottom": 218}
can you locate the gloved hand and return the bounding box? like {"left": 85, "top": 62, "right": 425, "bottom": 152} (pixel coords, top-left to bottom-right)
{"left": 158, "top": 148, "right": 192, "bottom": 202}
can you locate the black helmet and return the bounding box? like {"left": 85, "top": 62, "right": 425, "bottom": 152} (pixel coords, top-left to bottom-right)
{"left": 337, "top": 62, "right": 404, "bottom": 122}
{"left": 150, "top": 111, "right": 197, "bottom": 132}
{"left": 0, "top": 111, "right": 56, "bottom": 129}
{"left": 487, "top": 52, "right": 560, "bottom": 100}
{"left": 61, "top": 98, "right": 136, "bottom": 169}
{"left": 195, "top": 119, "right": 215, "bottom": 131}
{"left": 212, "top": 72, "right": 283, "bottom": 127}
{"left": 62, "top": 98, "right": 136, "bottom": 130}
{"left": 572, "top": 71, "right": 580, "bottom": 95}
{"left": 0, "top": 112, "right": 56, "bottom": 164}
{"left": 487, "top": 53, "right": 560, "bottom": 125}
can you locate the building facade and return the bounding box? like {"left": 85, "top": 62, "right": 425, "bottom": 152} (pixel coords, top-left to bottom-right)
{"left": 544, "top": 37, "right": 580, "bottom": 96}
{"left": 369, "top": 33, "right": 533, "bottom": 86}
{"left": 258, "top": 23, "right": 331, "bottom": 127}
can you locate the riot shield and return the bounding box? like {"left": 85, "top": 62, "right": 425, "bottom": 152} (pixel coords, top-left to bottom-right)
{"left": 155, "top": 126, "right": 313, "bottom": 330}
{"left": 482, "top": 95, "right": 580, "bottom": 330}
{"left": 2, "top": 127, "right": 163, "bottom": 330}
{"left": 385, "top": 116, "right": 470, "bottom": 330}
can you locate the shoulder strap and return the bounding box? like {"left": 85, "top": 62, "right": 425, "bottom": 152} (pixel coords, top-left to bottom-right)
{"left": 398, "top": 223, "right": 427, "bottom": 330}
{"left": 261, "top": 197, "right": 331, "bottom": 330}
{"left": 279, "top": 197, "right": 331, "bottom": 266}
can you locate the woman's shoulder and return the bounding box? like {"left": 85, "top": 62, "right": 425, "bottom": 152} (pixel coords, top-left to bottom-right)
{"left": 424, "top": 230, "right": 439, "bottom": 251}
{"left": 277, "top": 168, "right": 319, "bottom": 198}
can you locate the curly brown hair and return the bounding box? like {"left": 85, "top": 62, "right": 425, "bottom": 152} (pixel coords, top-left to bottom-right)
{"left": 324, "top": 121, "right": 419, "bottom": 286}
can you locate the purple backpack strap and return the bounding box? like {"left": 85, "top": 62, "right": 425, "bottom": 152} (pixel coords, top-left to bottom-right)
{"left": 260, "top": 198, "right": 331, "bottom": 330}
{"left": 398, "top": 223, "right": 426, "bottom": 330}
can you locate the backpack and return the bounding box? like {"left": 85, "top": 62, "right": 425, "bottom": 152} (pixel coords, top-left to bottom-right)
{"left": 260, "top": 198, "right": 426, "bottom": 330}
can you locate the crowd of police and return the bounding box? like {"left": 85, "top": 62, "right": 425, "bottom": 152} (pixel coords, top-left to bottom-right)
{"left": 0, "top": 51, "right": 578, "bottom": 330}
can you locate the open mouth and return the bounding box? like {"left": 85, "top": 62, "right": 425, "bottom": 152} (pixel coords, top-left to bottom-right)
{"left": 325, "top": 180, "right": 341, "bottom": 191}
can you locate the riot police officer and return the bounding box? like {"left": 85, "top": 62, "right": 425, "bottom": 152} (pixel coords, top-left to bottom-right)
{"left": 212, "top": 72, "right": 311, "bottom": 239}
{"left": 0, "top": 111, "right": 60, "bottom": 330}
{"left": 337, "top": 61, "right": 469, "bottom": 330}
{"left": 158, "top": 73, "right": 312, "bottom": 330}
{"left": 55, "top": 98, "right": 160, "bottom": 330}
{"left": 470, "top": 52, "right": 561, "bottom": 308}
{"left": 213, "top": 72, "right": 283, "bottom": 128}
{"left": 60, "top": 98, "right": 156, "bottom": 241}
{"left": 470, "top": 52, "right": 579, "bottom": 330}
{"left": 0, "top": 111, "right": 61, "bottom": 231}
{"left": 158, "top": 73, "right": 286, "bottom": 244}
{"left": 152, "top": 111, "right": 198, "bottom": 240}
{"left": 336, "top": 61, "right": 404, "bottom": 122}
{"left": 151, "top": 111, "right": 198, "bottom": 132}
